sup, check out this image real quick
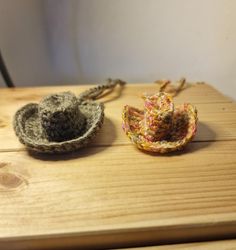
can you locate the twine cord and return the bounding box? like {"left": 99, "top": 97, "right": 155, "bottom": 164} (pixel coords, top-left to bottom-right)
{"left": 79, "top": 78, "right": 126, "bottom": 101}
{"left": 156, "top": 78, "right": 186, "bottom": 97}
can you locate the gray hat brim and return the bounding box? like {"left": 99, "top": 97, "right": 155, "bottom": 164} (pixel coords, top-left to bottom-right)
{"left": 13, "top": 100, "right": 104, "bottom": 153}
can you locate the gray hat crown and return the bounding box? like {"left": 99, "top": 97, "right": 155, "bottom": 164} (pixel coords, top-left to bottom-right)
{"left": 39, "top": 92, "right": 85, "bottom": 142}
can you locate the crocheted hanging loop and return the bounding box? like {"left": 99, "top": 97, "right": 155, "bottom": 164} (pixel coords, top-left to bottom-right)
{"left": 78, "top": 78, "right": 126, "bottom": 101}
{"left": 155, "top": 77, "right": 186, "bottom": 97}
{"left": 13, "top": 79, "right": 126, "bottom": 153}
{"left": 122, "top": 78, "right": 198, "bottom": 154}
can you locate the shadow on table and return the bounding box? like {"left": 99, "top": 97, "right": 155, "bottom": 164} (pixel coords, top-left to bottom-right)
{"left": 137, "top": 121, "right": 216, "bottom": 157}
{"left": 27, "top": 117, "right": 116, "bottom": 161}
{"left": 100, "top": 83, "right": 126, "bottom": 104}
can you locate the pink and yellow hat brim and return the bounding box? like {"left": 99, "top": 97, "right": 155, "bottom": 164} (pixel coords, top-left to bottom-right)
{"left": 122, "top": 103, "right": 198, "bottom": 153}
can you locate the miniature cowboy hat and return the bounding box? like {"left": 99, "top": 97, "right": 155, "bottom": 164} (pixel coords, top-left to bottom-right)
{"left": 14, "top": 79, "right": 125, "bottom": 153}
{"left": 122, "top": 84, "right": 198, "bottom": 153}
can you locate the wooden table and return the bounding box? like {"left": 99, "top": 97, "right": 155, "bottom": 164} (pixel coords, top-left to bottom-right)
{"left": 118, "top": 239, "right": 236, "bottom": 249}
{"left": 0, "top": 82, "right": 236, "bottom": 250}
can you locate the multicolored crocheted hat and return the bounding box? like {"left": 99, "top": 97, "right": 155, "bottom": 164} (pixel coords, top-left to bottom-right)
{"left": 14, "top": 79, "right": 125, "bottom": 153}
{"left": 122, "top": 79, "right": 198, "bottom": 153}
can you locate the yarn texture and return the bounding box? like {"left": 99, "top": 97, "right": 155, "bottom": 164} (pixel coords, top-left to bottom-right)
{"left": 122, "top": 78, "right": 198, "bottom": 153}
{"left": 13, "top": 79, "right": 125, "bottom": 153}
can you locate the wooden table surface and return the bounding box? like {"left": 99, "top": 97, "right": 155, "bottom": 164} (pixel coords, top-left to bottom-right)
{"left": 0, "top": 82, "right": 236, "bottom": 250}
{"left": 119, "top": 239, "right": 236, "bottom": 249}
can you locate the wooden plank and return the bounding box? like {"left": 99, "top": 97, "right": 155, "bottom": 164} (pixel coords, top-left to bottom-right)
{"left": 0, "top": 141, "right": 236, "bottom": 249}
{"left": 0, "top": 87, "right": 235, "bottom": 151}
{"left": 119, "top": 239, "right": 236, "bottom": 249}
{"left": 0, "top": 82, "right": 232, "bottom": 107}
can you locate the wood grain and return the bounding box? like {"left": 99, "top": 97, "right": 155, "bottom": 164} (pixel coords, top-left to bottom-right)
{"left": 0, "top": 82, "right": 236, "bottom": 249}
{"left": 0, "top": 82, "right": 231, "bottom": 107}
{"left": 120, "top": 239, "right": 236, "bottom": 249}
{"left": 0, "top": 141, "right": 236, "bottom": 249}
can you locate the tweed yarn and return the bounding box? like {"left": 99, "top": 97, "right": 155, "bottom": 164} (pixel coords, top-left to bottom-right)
{"left": 13, "top": 79, "right": 124, "bottom": 153}
{"left": 39, "top": 92, "right": 86, "bottom": 142}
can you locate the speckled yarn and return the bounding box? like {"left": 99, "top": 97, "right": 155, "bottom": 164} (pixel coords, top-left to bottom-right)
{"left": 122, "top": 79, "right": 198, "bottom": 153}
{"left": 141, "top": 92, "right": 174, "bottom": 142}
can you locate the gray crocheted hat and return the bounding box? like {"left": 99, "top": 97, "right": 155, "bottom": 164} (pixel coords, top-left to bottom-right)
{"left": 13, "top": 79, "right": 125, "bottom": 153}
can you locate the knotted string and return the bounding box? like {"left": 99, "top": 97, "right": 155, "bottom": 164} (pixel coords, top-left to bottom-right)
{"left": 155, "top": 77, "right": 186, "bottom": 97}
{"left": 79, "top": 78, "right": 126, "bottom": 101}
